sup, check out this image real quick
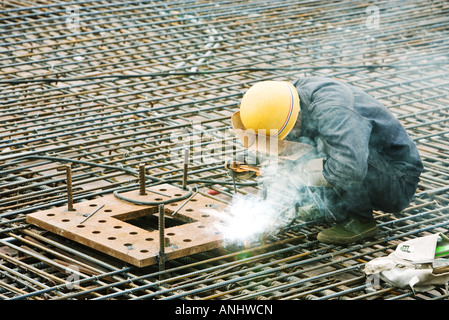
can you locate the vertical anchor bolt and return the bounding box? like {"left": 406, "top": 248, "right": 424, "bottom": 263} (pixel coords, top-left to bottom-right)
{"left": 182, "top": 147, "right": 189, "bottom": 190}
{"left": 158, "top": 204, "right": 166, "bottom": 279}
{"left": 139, "top": 163, "right": 146, "bottom": 195}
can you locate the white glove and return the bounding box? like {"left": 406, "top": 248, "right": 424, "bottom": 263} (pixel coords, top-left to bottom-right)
{"left": 303, "top": 158, "right": 331, "bottom": 187}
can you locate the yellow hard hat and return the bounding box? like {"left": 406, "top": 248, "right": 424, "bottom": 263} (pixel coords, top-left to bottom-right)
{"left": 239, "top": 81, "right": 300, "bottom": 140}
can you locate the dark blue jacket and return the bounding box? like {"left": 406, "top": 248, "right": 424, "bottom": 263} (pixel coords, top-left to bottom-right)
{"left": 291, "top": 77, "right": 423, "bottom": 189}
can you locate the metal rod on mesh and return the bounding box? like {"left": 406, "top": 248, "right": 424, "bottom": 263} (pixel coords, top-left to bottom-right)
{"left": 139, "top": 163, "right": 146, "bottom": 195}
{"left": 182, "top": 147, "right": 189, "bottom": 190}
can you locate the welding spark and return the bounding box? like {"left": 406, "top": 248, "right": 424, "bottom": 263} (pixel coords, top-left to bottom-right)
{"left": 214, "top": 195, "right": 285, "bottom": 244}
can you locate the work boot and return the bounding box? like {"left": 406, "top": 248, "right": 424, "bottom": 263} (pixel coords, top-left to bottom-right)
{"left": 317, "top": 218, "right": 378, "bottom": 245}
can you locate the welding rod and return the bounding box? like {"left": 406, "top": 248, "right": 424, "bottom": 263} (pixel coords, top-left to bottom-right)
{"left": 80, "top": 204, "right": 105, "bottom": 224}
{"left": 230, "top": 170, "right": 237, "bottom": 194}
{"left": 171, "top": 188, "right": 199, "bottom": 216}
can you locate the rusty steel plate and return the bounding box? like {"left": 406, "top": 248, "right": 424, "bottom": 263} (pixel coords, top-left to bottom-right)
{"left": 26, "top": 184, "right": 227, "bottom": 267}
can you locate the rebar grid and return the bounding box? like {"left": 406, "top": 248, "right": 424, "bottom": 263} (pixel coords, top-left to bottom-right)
{"left": 1, "top": 0, "right": 449, "bottom": 300}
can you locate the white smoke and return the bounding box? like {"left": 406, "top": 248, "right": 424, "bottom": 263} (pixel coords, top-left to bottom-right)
{"left": 211, "top": 158, "right": 309, "bottom": 245}
{"left": 215, "top": 194, "right": 284, "bottom": 244}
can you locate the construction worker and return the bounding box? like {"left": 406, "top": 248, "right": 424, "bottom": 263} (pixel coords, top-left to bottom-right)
{"left": 232, "top": 77, "right": 423, "bottom": 245}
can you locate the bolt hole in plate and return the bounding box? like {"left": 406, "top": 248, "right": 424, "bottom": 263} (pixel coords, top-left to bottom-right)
{"left": 26, "top": 184, "right": 227, "bottom": 267}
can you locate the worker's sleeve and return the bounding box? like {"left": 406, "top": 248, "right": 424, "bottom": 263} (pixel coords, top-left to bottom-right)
{"left": 313, "top": 105, "right": 373, "bottom": 188}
